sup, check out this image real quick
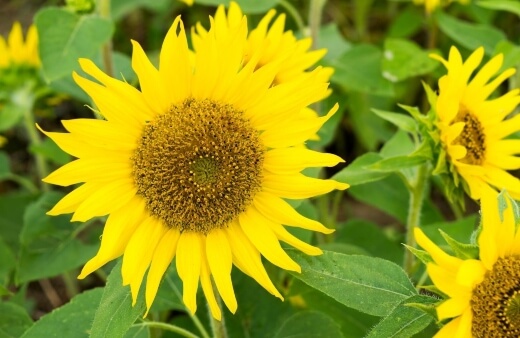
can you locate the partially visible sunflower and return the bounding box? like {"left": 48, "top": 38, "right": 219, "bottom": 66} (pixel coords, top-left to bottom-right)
{"left": 413, "top": 0, "right": 470, "bottom": 14}
{"left": 193, "top": 2, "right": 333, "bottom": 87}
{"left": 0, "top": 22, "right": 39, "bottom": 69}
{"left": 415, "top": 187, "right": 520, "bottom": 337}
{"left": 40, "top": 4, "right": 347, "bottom": 320}
{"left": 0, "top": 136, "right": 6, "bottom": 147}
{"left": 430, "top": 46, "right": 520, "bottom": 200}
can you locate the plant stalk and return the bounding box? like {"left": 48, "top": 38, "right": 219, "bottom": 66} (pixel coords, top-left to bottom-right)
{"left": 403, "top": 164, "right": 429, "bottom": 274}
{"left": 132, "top": 322, "right": 199, "bottom": 338}
{"left": 98, "top": 0, "right": 114, "bottom": 77}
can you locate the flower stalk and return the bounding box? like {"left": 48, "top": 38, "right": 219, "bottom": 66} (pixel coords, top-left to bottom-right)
{"left": 403, "top": 163, "right": 430, "bottom": 273}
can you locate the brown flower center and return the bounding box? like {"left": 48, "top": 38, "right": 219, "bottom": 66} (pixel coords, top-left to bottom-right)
{"left": 132, "top": 98, "right": 265, "bottom": 234}
{"left": 452, "top": 106, "right": 486, "bottom": 165}
{"left": 471, "top": 256, "right": 520, "bottom": 337}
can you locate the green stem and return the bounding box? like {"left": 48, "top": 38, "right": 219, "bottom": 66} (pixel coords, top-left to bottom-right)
{"left": 308, "top": 0, "right": 326, "bottom": 47}
{"left": 279, "top": 0, "right": 306, "bottom": 34}
{"left": 208, "top": 281, "right": 228, "bottom": 338}
{"left": 166, "top": 275, "right": 210, "bottom": 338}
{"left": 403, "top": 164, "right": 430, "bottom": 274}
{"left": 17, "top": 88, "right": 49, "bottom": 191}
{"left": 6, "top": 173, "right": 39, "bottom": 193}
{"left": 62, "top": 271, "right": 80, "bottom": 298}
{"left": 98, "top": 0, "right": 114, "bottom": 78}
{"left": 132, "top": 322, "right": 199, "bottom": 338}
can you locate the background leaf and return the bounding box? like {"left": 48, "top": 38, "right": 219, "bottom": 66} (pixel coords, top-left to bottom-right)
{"left": 90, "top": 260, "right": 146, "bottom": 338}
{"left": 272, "top": 311, "right": 343, "bottom": 338}
{"left": 35, "top": 7, "right": 114, "bottom": 81}
{"left": 287, "top": 250, "right": 417, "bottom": 317}
{"left": 0, "top": 302, "right": 33, "bottom": 338}
{"left": 21, "top": 288, "right": 103, "bottom": 338}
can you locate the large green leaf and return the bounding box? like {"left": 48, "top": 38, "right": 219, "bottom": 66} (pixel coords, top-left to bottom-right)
{"left": 336, "top": 219, "right": 403, "bottom": 264}
{"left": 272, "top": 311, "right": 343, "bottom": 338}
{"left": 0, "top": 152, "right": 10, "bottom": 180}
{"left": 288, "top": 279, "right": 379, "bottom": 338}
{"left": 90, "top": 261, "right": 146, "bottom": 338}
{"left": 17, "top": 191, "right": 98, "bottom": 283}
{"left": 365, "top": 295, "right": 438, "bottom": 338}
{"left": 319, "top": 23, "right": 352, "bottom": 62}
{"left": 332, "top": 44, "right": 394, "bottom": 96}
{"left": 0, "top": 302, "right": 33, "bottom": 338}
{"left": 0, "top": 192, "right": 38, "bottom": 252}
{"left": 0, "top": 238, "right": 15, "bottom": 286}
{"left": 435, "top": 11, "right": 506, "bottom": 55}
{"left": 477, "top": 0, "right": 520, "bottom": 17}
{"left": 21, "top": 288, "right": 103, "bottom": 338}
{"left": 382, "top": 39, "right": 438, "bottom": 82}
{"left": 287, "top": 250, "right": 417, "bottom": 316}
{"left": 35, "top": 7, "right": 114, "bottom": 81}
{"left": 223, "top": 269, "right": 295, "bottom": 338}
{"left": 332, "top": 153, "right": 389, "bottom": 186}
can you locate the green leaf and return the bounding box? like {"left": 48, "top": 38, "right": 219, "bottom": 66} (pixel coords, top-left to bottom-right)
{"left": 382, "top": 38, "right": 438, "bottom": 82}
{"left": 288, "top": 280, "right": 378, "bottom": 338}
{"left": 0, "top": 237, "right": 15, "bottom": 286}
{"left": 494, "top": 41, "right": 520, "bottom": 71}
{"left": 21, "top": 288, "right": 103, "bottom": 338}
{"left": 0, "top": 152, "right": 10, "bottom": 180}
{"left": 365, "top": 295, "right": 438, "bottom": 338}
{"left": 0, "top": 192, "right": 38, "bottom": 252}
{"left": 373, "top": 109, "right": 418, "bottom": 133}
{"left": 336, "top": 219, "right": 403, "bottom": 264}
{"left": 348, "top": 175, "right": 444, "bottom": 225}
{"left": 0, "top": 302, "right": 33, "bottom": 338}
{"left": 224, "top": 269, "right": 295, "bottom": 338}
{"left": 111, "top": 0, "right": 171, "bottom": 20}
{"left": 332, "top": 153, "right": 389, "bottom": 186}
{"left": 287, "top": 250, "right": 417, "bottom": 317}
{"left": 498, "top": 190, "right": 520, "bottom": 224}
{"left": 90, "top": 260, "right": 146, "bottom": 338}
{"left": 403, "top": 245, "right": 433, "bottom": 265}
{"left": 387, "top": 7, "right": 423, "bottom": 38}
{"left": 319, "top": 23, "right": 352, "bottom": 62}
{"left": 0, "top": 285, "right": 13, "bottom": 296}
{"left": 272, "top": 311, "right": 343, "bottom": 338}
{"left": 477, "top": 0, "right": 520, "bottom": 17}
{"left": 29, "top": 138, "right": 71, "bottom": 166}
{"left": 123, "top": 325, "right": 150, "bottom": 338}
{"left": 17, "top": 191, "right": 98, "bottom": 283}
{"left": 439, "top": 230, "right": 479, "bottom": 259}
{"left": 0, "top": 103, "right": 24, "bottom": 132}
{"left": 35, "top": 7, "right": 114, "bottom": 81}
{"left": 49, "top": 51, "right": 136, "bottom": 103}
{"left": 194, "top": 0, "right": 279, "bottom": 13}
{"left": 421, "top": 215, "right": 478, "bottom": 249}
{"left": 369, "top": 155, "right": 428, "bottom": 172}
{"left": 332, "top": 44, "right": 394, "bottom": 96}
{"left": 435, "top": 11, "right": 507, "bottom": 55}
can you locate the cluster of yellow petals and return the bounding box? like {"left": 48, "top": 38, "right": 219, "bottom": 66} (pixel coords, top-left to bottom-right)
{"left": 0, "top": 22, "right": 40, "bottom": 69}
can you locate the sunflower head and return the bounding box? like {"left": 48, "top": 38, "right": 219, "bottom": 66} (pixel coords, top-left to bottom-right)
{"left": 0, "top": 21, "right": 40, "bottom": 93}
{"left": 41, "top": 3, "right": 347, "bottom": 320}
{"left": 413, "top": 0, "right": 470, "bottom": 14}
{"left": 422, "top": 46, "right": 520, "bottom": 205}
{"left": 414, "top": 187, "right": 520, "bottom": 337}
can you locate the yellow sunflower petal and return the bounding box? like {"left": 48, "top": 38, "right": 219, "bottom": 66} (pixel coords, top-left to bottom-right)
{"left": 206, "top": 229, "right": 238, "bottom": 313}
{"left": 7, "top": 21, "right": 23, "bottom": 61}
{"left": 200, "top": 251, "right": 221, "bottom": 320}
{"left": 437, "top": 296, "right": 471, "bottom": 321}
{"left": 427, "top": 264, "right": 470, "bottom": 299}
{"left": 264, "top": 148, "right": 344, "bottom": 174}
{"left": 225, "top": 221, "right": 283, "bottom": 299}
{"left": 253, "top": 191, "right": 334, "bottom": 234}
{"left": 262, "top": 172, "right": 348, "bottom": 200}
{"left": 145, "top": 228, "right": 181, "bottom": 314}
{"left": 239, "top": 208, "right": 300, "bottom": 272}
{"left": 434, "top": 309, "right": 472, "bottom": 338}
{"left": 176, "top": 232, "right": 203, "bottom": 314}
{"left": 265, "top": 221, "right": 322, "bottom": 256}
{"left": 455, "top": 259, "right": 486, "bottom": 288}
{"left": 131, "top": 40, "right": 170, "bottom": 113}
{"left": 414, "top": 228, "right": 462, "bottom": 271}
{"left": 79, "top": 197, "right": 146, "bottom": 279}
{"left": 122, "top": 218, "right": 167, "bottom": 304}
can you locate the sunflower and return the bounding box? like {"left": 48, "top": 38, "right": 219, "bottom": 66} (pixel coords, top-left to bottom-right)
{"left": 431, "top": 46, "right": 520, "bottom": 200}
{"left": 415, "top": 187, "right": 520, "bottom": 337}
{"left": 193, "top": 2, "right": 333, "bottom": 87}
{"left": 40, "top": 6, "right": 347, "bottom": 320}
{"left": 0, "top": 22, "right": 39, "bottom": 69}
{"left": 0, "top": 136, "right": 6, "bottom": 147}
{"left": 413, "top": 0, "right": 470, "bottom": 14}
